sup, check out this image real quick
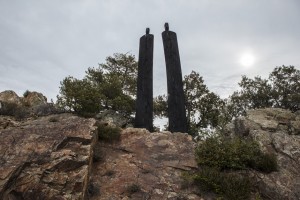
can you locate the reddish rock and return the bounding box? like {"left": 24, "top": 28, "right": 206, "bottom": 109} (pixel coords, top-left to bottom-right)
{"left": 0, "top": 114, "right": 97, "bottom": 200}
{"left": 90, "top": 128, "right": 200, "bottom": 200}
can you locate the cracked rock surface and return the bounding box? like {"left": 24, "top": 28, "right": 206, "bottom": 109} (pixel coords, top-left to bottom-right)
{"left": 0, "top": 114, "right": 97, "bottom": 200}
{"left": 228, "top": 108, "right": 300, "bottom": 200}
{"left": 90, "top": 128, "right": 200, "bottom": 200}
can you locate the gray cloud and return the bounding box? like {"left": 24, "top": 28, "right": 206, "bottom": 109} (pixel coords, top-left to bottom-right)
{"left": 0, "top": 0, "right": 299, "bottom": 100}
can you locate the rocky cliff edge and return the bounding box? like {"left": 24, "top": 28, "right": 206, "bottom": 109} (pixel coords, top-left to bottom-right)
{"left": 0, "top": 107, "right": 299, "bottom": 200}
{"left": 0, "top": 114, "right": 97, "bottom": 199}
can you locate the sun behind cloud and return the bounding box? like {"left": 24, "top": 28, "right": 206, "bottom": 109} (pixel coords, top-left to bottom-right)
{"left": 240, "top": 53, "right": 255, "bottom": 67}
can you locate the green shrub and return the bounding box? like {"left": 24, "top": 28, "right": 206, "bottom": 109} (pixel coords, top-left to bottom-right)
{"left": 104, "top": 170, "right": 115, "bottom": 177}
{"left": 0, "top": 102, "right": 18, "bottom": 116}
{"left": 97, "top": 123, "right": 121, "bottom": 142}
{"left": 49, "top": 117, "right": 59, "bottom": 122}
{"left": 195, "top": 136, "right": 277, "bottom": 173}
{"left": 0, "top": 102, "right": 29, "bottom": 120}
{"left": 252, "top": 153, "right": 278, "bottom": 173}
{"left": 14, "top": 107, "right": 29, "bottom": 120}
{"left": 93, "top": 144, "right": 103, "bottom": 162}
{"left": 126, "top": 183, "right": 140, "bottom": 194}
{"left": 23, "top": 90, "right": 30, "bottom": 98}
{"left": 191, "top": 136, "right": 278, "bottom": 200}
{"left": 87, "top": 182, "right": 100, "bottom": 197}
{"left": 221, "top": 172, "right": 251, "bottom": 200}
{"left": 193, "top": 167, "right": 251, "bottom": 200}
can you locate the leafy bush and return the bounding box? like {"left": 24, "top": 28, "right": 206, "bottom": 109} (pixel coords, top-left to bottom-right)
{"left": 193, "top": 167, "right": 251, "bottom": 200}
{"left": 49, "top": 117, "right": 59, "bottom": 122}
{"left": 191, "top": 136, "right": 278, "bottom": 199}
{"left": 252, "top": 153, "right": 278, "bottom": 173}
{"left": 126, "top": 183, "right": 140, "bottom": 194}
{"left": 0, "top": 102, "right": 29, "bottom": 120}
{"left": 104, "top": 170, "right": 115, "bottom": 177}
{"left": 57, "top": 53, "right": 137, "bottom": 117}
{"left": 33, "top": 104, "right": 62, "bottom": 116}
{"left": 23, "top": 90, "right": 30, "bottom": 98}
{"left": 195, "top": 136, "right": 277, "bottom": 172}
{"left": 14, "top": 107, "right": 30, "bottom": 120}
{"left": 93, "top": 144, "right": 103, "bottom": 162}
{"left": 87, "top": 182, "right": 100, "bottom": 197}
{"left": 97, "top": 123, "right": 121, "bottom": 142}
{"left": 0, "top": 102, "right": 18, "bottom": 116}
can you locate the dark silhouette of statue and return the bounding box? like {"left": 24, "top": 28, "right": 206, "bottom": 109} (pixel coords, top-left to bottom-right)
{"left": 162, "top": 23, "right": 187, "bottom": 133}
{"left": 135, "top": 28, "right": 154, "bottom": 131}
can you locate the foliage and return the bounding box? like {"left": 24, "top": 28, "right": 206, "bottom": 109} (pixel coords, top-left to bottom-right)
{"left": 252, "top": 153, "right": 278, "bottom": 173}
{"left": 13, "top": 106, "right": 29, "bottom": 120}
{"left": 104, "top": 170, "right": 115, "bottom": 177}
{"left": 23, "top": 90, "right": 30, "bottom": 98}
{"left": 0, "top": 102, "right": 18, "bottom": 116}
{"left": 187, "top": 136, "right": 278, "bottom": 199}
{"left": 57, "top": 77, "right": 102, "bottom": 114}
{"left": 195, "top": 136, "right": 278, "bottom": 172}
{"left": 0, "top": 102, "right": 29, "bottom": 120}
{"left": 49, "top": 116, "right": 59, "bottom": 122}
{"left": 153, "top": 94, "right": 167, "bottom": 118}
{"left": 57, "top": 53, "right": 137, "bottom": 116}
{"left": 126, "top": 183, "right": 141, "bottom": 194}
{"left": 230, "top": 65, "right": 300, "bottom": 116}
{"left": 99, "top": 53, "right": 138, "bottom": 96}
{"left": 154, "top": 71, "right": 232, "bottom": 136}
{"left": 93, "top": 143, "right": 103, "bottom": 162}
{"left": 193, "top": 167, "right": 251, "bottom": 200}
{"left": 153, "top": 66, "right": 299, "bottom": 136}
{"left": 97, "top": 123, "right": 121, "bottom": 142}
{"left": 269, "top": 65, "right": 300, "bottom": 111}
{"left": 88, "top": 182, "right": 100, "bottom": 197}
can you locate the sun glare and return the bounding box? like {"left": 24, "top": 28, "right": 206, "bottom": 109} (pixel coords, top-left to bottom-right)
{"left": 240, "top": 53, "right": 255, "bottom": 67}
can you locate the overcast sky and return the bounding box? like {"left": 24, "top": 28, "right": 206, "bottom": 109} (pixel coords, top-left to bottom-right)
{"left": 0, "top": 0, "right": 299, "bottom": 101}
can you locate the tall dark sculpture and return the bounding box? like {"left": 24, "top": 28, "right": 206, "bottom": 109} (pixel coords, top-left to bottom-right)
{"left": 135, "top": 28, "right": 154, "bottom": 131}
{"left": 162, "top": 23, "right": 187, "bottom": 133}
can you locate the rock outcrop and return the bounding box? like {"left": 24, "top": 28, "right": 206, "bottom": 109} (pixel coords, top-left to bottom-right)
{"left": 0, "top": 90, "right": 22, "bottom": 105}
{"left": 0, "top": 90, "right": 47, "bottom": 107}
{"left": 227, "top": 108, "right": 300, "bottom": 200}
{"left": 0, "top": 90, "right": 60, "bottom": 117}
{"left": 23, "top": 91, "right": 47, "bottom": 107}
{"left": 1, "top": 106, "right": 299, "bottom": 200}
{"left": 90, "top": 128, "right": 200, "bottom": 200}
{"left": 0, "top": 114, "right": 97, "bottom": 199}
{"left": 95, "top": 110, "right": 133, "bottom": 128}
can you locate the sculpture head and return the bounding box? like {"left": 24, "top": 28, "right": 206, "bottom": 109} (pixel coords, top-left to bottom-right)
{"left": 146, "top": 28, "right": 150, "bottom": 35}
{"left": 164, "top": 23, "right": 169, "bottom": 31}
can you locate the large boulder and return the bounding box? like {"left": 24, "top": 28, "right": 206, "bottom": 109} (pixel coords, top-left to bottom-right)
{"left": 95, "top": 110, "right": 133, "bottom": 128}
{"left": 0, "top": 114, "right": 97, "bottom": 200}
{"left": 227, "top": 108, "right": 300, "bottom": 200}
{"left": 0, "top": 90, "right": 59, "bottom": 118}
{"left": 0, "top": 90, "right": 22, "bottom": 105}
{"left": 90, "top": 128, "right": 200, "bottom": 200}
{"left": 23, "top": 91, "right": 47, "bottom": 107}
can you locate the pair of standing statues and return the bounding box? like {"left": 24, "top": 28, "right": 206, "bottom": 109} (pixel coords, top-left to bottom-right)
{"left": 135, "top": 23, "right": 187, "bottom": 133}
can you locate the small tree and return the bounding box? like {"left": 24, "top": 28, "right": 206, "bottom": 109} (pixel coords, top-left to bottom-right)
{"left": 229, "top": 65, "right": 300, "bottom": 116}
{"left": 57, "top": 53, "right": 138, "bottom": 116}
{"left": 57, "top": 77, "right": 102, "bottom": 114}
{"left": 154, "top": 71, "right": 231, "bottom": 136}
{"left": 269, "top": 66, "right": 300, "bottom": 112}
